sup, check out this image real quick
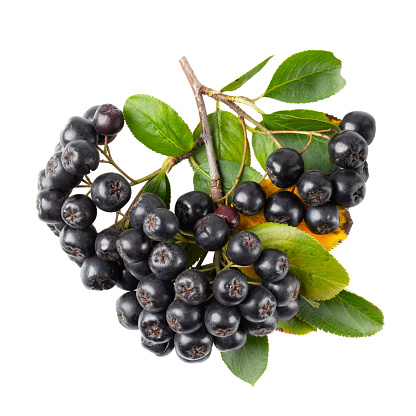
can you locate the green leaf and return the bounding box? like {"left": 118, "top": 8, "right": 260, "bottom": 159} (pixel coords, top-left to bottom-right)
{"left": 192, "top": 111, "right": 250, "bottom": 166}
{"left": 177, "top": 242, "right": 206, "bottom": 268}
{"left": 277, "top": 316, "right": 317, "bottom": 335}
{"left": 221, "top": 56, "right": 274, "bottom": 92}
{"left": 297, "top": 291, "right": 384, "bottom": 337}
{"left": 264, "top": 50, "right": 346, "bottom": 103}
{"left": 193, "top": 160, "right": 262, "bottom": 199}
{"left": 142, "top": 172, "right": 171, "bottom": 208}
{"left": 221, "top": 335, "right": 268, "bottom": 386}
{"left": 246, "top": 223, "right": 349, "bottom": 301}
{"left": 123, "top": 94, "right": 194, "bottom": 156}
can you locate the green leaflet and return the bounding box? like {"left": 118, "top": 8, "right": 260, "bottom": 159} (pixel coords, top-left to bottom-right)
{"left": 221, "top": 335, "right": 268, "bottom": 386}
{"left": 246, "top": 223, "right": 349, "bottom": 301}
{"left": 277, "top": 316, "right": 317, "bottom": 335}
{"left": 123, "top": 94, "right": 194, "bottom": 157}
{"left": 297, "top": 291, "right": 384, "bottom": 337}
{"left": 221, "top": 56, "right": 274, "bottom": 92}
{"left": 264, "top": 50, "right": 346, "bottom": 103}
{"left": 142, "top": 172, "right": 171, "bottom": 208}
{"left": 193, "top": 110, "right": 250, "bottom": 167}
{"left": 176, "top": 243, "right": 206, "bottom": 268}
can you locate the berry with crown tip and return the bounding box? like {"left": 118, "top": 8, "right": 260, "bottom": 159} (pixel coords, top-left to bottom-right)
{"left": 193, "top": 213, "right": 229, "bottom": 251}
{"left": 238, "top": 286, "right": 277, "bottom": 322}
{"left": 45, "top": 152, "right": 83, "bottom": 191}
{"left": 174, "top": 326, "right": 213, "bottom": 361}
{"left": 174, "top": 269, "right": 210, "bottom": 305}
{"left": 204, "top": 300, "right": 241, "bottom": 337}
{"left": 266, "top": 148, "right": 304, "bottom": 188}
{"left": 328, "top": 131, "right": 368, "bottom": 169}
{"left": 136, "top": 274, "right": 175, "bottom": 312}
{"left": 116, "top": 228, "right": 152, "bottom": 263}
{"left": 214, "top": 205, "right": 240, "bottom": 233}
{"left": 60, "top": 116, "right": 98, "bottom": 147}
{"left": 143, "top": 208, "right": 179, "bottom": 242}
{"left": 232, "top": 181, "right": 266, "bottom": 216}
{"left": 129, "top": 193, "right": 166, "bottom": 229}
{"left": 264, "top": 191, "right": 304, "bottom": 227}
{"left": 83, "top": 105, "right": 116, "bottom": 145}
{"left": 91, "top": 172, "right": 131, "bottom": 212}
{"left": 139, "top": 310, "right": 174, "bottom": 344}
{"left": 141, "top": 337, "right": 174, "bottom": 357}
{"left": 166, "top": 299, "right": 205, "bottom": 333}
{"left": 213, "top": 327, "right": 247, "bottom": 352}
{"left": 175, "top": 191, "right": 214, "bottom": 232}
{"left": 61, "top": 140, "right": 99, "bottom": 176}
{"left": 304, "top": 202, "right": 340, "bottom": 234}
{"left": 262, "top": 272, "right": 300, "bottom": 307}
{"left": 80, "top": 254, "right": 121, "bottom": 290}
{"left": 93, "top": 104, "right": 124, "bottom": 136}
{"left": 116, "top": 291, "right": 143, "bottom": 330}
{"left": 61, "top": 194, "right": 97, "bottom": 229}
{"left": 253, "top": 248, "right": 289, "bottom": 282}
{"left": 297, "top": 170, "right": 332, "bottom": 206}
{"left": 212, "top": 269, "right": 249, "bottom": 306}
{"left": 276, "top": 296, "right": 301, "bottom": 321}
{"left": 46, "top": 220, "right": 66, "bottom": 237}
{"left": 95, "top": 228, "right": 121, "bottom": 261}
{"left": 227, "top": 231, "right": 262, "bottom": 266}
{"left": 60, "top": 224, "right": 97, "bottom": 258}
{"left": 339, "top": 111, "right": 376, "bottom": 145}
{"left": 148, "top": 242, "right": 188, "bottom": 280}
{"left": 36, "top": 189, "right": 68, "bottom": 223}
{"left": 116, "top": 268, "right": 139, "bottom": 291}
{"left": 242, "top": 310, "right": 279, "bottom": 336}
{"left": 329, "top": 170, "right": 366, "bottom": 207}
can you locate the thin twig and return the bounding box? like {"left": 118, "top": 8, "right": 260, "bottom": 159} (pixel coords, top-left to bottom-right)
{"left": 96, "top": 146, "right": 135, "bottom": 182}
{"left": 195, "top": 251, "right": 208, "bottom": 269}
{"left": 300, "top": 132, "right": 313, "bottom": 155}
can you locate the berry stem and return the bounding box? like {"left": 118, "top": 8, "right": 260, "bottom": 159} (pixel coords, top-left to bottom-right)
{"left": 300, "top": 132, "right": 313, "bottom": 155}
{"left": 258, "top": 171, "right": 268, "bottom": 184}
{"left": 96, "top": 145, "right": 135, "bottom": 182}
{"left": 214, "top": 250, "right": 222, "bottom": 274}
{"left": 195, "top": 251, "right": 208, "bottom": 269}
{"left": 129, "top": 169, "right": 161, "bottom": 186}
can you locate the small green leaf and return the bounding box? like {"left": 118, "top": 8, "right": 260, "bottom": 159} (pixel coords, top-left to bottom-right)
{"left": 277, "top": 316, "right": 317, "bottom": 335}
{"left": 297, "top": 291, "right": 384, "bottom": 337}
{"left": 193, "top": 160, "right": 262, "bottom": 199}
{"left": 193, "top": 111, "right": 250, "bottom": 166}
{"left": 221, "top": 335, "right": 268, "bottom": 386}
{"left": 264, "top": 50, "right": 346, "bottom": 103}
{"left": 246, "top": 223, "right": 349, "bottom": 301}
{"left": 124, "top": 94, "right": 194, "bottom": 156}
{"left": 221, "top": 56, "right": 274, "bottom": 92}
{"left": 177, "top": 242, "right": 206, "bottom": 268}
{"left": 142, "top": 172, "right": 171, "bottom": 208}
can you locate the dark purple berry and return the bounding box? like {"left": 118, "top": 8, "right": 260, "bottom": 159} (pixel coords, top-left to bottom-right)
{"left": 297, "top": 170, "right": 332, "bottom": 206}
{"left": 68, "top": 255, "right": 85, "bottom": 268}
{"left": 148, "top": 242, "right": 188, "bottom": 280}
{"left": 276, "top": 296, "right": 301, "bottom": 321}
{"left": 124, "top": 259, "right": 152, "bottom": 280}
{"left": 339, "top": 111, "right": 376, "bottom": 145}
{"left": 174, "top": 269, "right": 210, "bottom": 305}
{"left": 212, "top": 269, "right": 249, "bottom": 306}
{"left": 264, "top": 191, "right": 304, "bottom": 227}
{"left": 331, "top": 161, "right": 369, "bottom": 183}
{"left": 45, "top": 152, "right": 83, "bottom": 191}
{"left": 214, "top": 205, "right": 240, "bottom": 233}
{"left": 60, "top": 224, "right": 97, "bottom": 258}
{"left": 36, "top": 189, "right": 68, "bottom": 223}
{"left": 253, "top": 248, "right": 289, "bottom": 282}
{"left": 116, "top": 291, "right": 143, "bottom": 330}
{"left": 60, "top": 116, "right": 98, "bottom": 147}
{"left": 174, "top": 326, "right": 213, "bottom": 361}
{"left": 143, "top": 208, "right": 179, "bottom": 242}
{"left": 136, "top": 274, "right": 175, "bottom": 312}
{"left": 262, "top": 272, "right": 300, "bottom": 307}
{"left": 232, "top": 181, "right": 266, "bottom": 216}
{"left": 226, "top": 231, "right": 262, "bottom": 266}
{"left": 93, "top": 104, "right": 124, "bottom": 136}
{"left": 129, "top": 193, "right": 166, "bottom": 229}
{"left": 328, "top": 131, "right": 368, "bottom": 169}
{"left": 266, "top": 148, "right": 304, "bottom": 188}
{"left": 83, "top": 105, "right": 116, "bottom": 145}
{"left": 141, "top": 337, "right": 174, "bottom": 357}
{"left": 95, "top": 228, "right": 121, "bottom": 261}
{"left": 61, "top": 194, "right": 97, "bottom": 229}
{"left": 329, "top": 170, "right": 366, "bottom": 207}
{"left": 139, "top": 310, "right": 174, "bottom": 344}
{"left": 116, "top": 268, "right": 139, "bottom": 291}
{"left": 116, "top": 229, "right": 152, "bottom": 263}
{"left": 46, "top": 220, "right": 66, "bottom": 236}
{"left": 238, "top": 286, "right": 277, "bottom": 322}
{"left": 304, "top": 202, "right": 340, "bottom": 234}
{"left": 166, "top": 299, "right": 205, "bottom": 334}
{"left": 213, "top": 327, "right": 247, "bottom": 352}
{"left": 242, "top": 310, "right": 279, "bottom": 336}
{"left": 80, "top": 254, "right": 121, "bottom": 290}
{"left": 37, "top": 169, "right": 51, "bottom": 191}
{"left": 193, "top": 214, "right": 229, "bottom": 251}
{"left": 204, "top": 300, "right": 241, "bottom": 337}
{"left": 61, "top": 140, "right": 99, "bottom": 176}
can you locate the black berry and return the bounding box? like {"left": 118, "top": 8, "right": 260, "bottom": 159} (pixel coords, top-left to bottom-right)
{"left": 212, "top": 269, "right": 249, "bottom": 306}
{"left": 339, "top": 111, "right": 376, "bottom": 145}
{"left": 264, "top": 191, "right": 304, "bottom": 227}
{"left": 116, "top": 229, "right": 152, "bottom": 263}
{"left": 213, "top": 327, "right": 247, "bottom": 352}
{"left": 143, "top": 208, "right": 179, "bottom": 242}
{"left": 214, "top": 205, "right": 240, "bottom": 233}
{"left": 46, "top": 220, "right": 66, "bottom": 236}
{"left": 253, "top": 248, "right": 289, "bottom": 282}
{"left": 329, "top": 170, "right": 366, "bottom": 207}
{"left": 93, "top": 104, "right": 124, "bottom": 136}
{"left": 37, "top": 169, "right": 51, "bottom": 191}
{"left": 61, "top": 194, "right": 97, "bottom": 229}
{"left": 266, "top": 148, "right": 304, "bottom": 188}
{"left": 124, "top": 259, "right": 152, "bottom": 280}
{"left": 328, "top": 131, "right": 368, "bottom": 169}
{"left": 331, "top": 161, "right": 369, "bottom": 183}
{"left": 166, "top": 299, "right": 205, "bottom": 334}
{"left": 238, "top": 286, "right": 277, "bottom": 322}
{"left": 36, "top": 189, "right": 68, "bottom": 223}
{"left": 174, "top": 269, "right": 210, "bottom": 305}
{"left": 129, "top": 193, "right": 166, "bottom": 229}
{"left": 141, "top": 337, "right": 174, "bottom": 357}
{"left": 45, "top": 152, "right": 82, "bottom": 191}
{"left": 136, "top": 274, "right": 175, "bottom": 312}
{"left": 174, "top": 326, "right": 213, "bottom": 361}
{"left": 95, "top": 228, "right": 121, "bottom": 261}
{"left": 242, "top": 310, "right": 279, "bottom": 336}
{"left": 262, "top": 272, "right": 300, "bottom": 307}
{"left": 139, "top": 310, "right": 174, "bottom": 344}
{"left": 297, "top": 170, "right": 332, "bottom": 206}
{"left": 116, "top": 291, "right": 143, "bottom": 330}
{"left": 60, "top": 116, "right": 98, "bottom": 147}
{"left": 116, "top": 268, "right": 139, "bottom": 291}
{"left": 60, "top": 224, "right": 97, "bottom": 258}
{"left": 232, "top": 181, "right": 266, "bottom": 216}
{"left": 276, "top": 296, "right": 301, "bottom": 321}
{"left": 193, "top": 214, "right": 229, "bottom": 251}
{"left": 204, "top": 300, "right": 241, "bottom": 337}
{"left": 227, "top": 231, "right": 262, "bottom": 266}
{"left": 80, "top": 254, "right": 121, "bottom": 290}
{"left": 148, "top": 242, "right": 188, "bottom": 280}
{"left": 83, "top": 105, "right": 117, "bottom": 145}
{"left": 61, "top": 140, "right": 99, "bottom": 176}
{"left": 304, "top": 202, "right": 340, "bottom": 234}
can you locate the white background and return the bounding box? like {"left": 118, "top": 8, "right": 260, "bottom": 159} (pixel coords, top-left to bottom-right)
{"left": 1, "top": 1, "right": 415, "bottom": 415}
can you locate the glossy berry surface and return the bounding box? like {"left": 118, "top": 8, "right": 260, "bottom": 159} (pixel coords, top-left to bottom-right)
{"left": 60, "top": 224, "right": 97, "bottom": 258}
{"left": 139, "top": 310, "right": 174, "bottom": 344}
{"left": 330, "top": 170, "right": 366, "bottom": 207}
{"left": 36, "top": 189, "right": 68, "bottom": 223}
{"left": 61, "top": 140, "right": 99, "bottom": 176}
{"left": 276, "top": 296, "right": 301, "bottom": 321}
{"left": 242, "top": 310, "right": 279, "bottom": 336}
{"left": 115, "top": 291, "right": 143, "bottom": 330}
{"left": 45, "top": 152, "right": 82, "bottom": 191}
{"left": 46, "top": 220, "right": 66, "bottom": 236}
{"left": 304, "top": 202, "right": 340, "bottom": 234}
{"left": 328, "top": 130, "right": 368, "bottom": 169}
{"left": 141, "top": 337, "right": 174, "bottom": 357}
{"left": 238, "top": 286, "right": 277, "bottom": 322}
{"left": 212, "top": 269, "right": 249, "bottom": 306}
{"left": 227, "top": 231, "right": 262, "bottom": 266}
{"left": 61, "top": 194, "right": 97, "bottom": 229}
{"left": 264, "top": 191, "right": 304, "bottom": 227}
{"left": 116, "top": 229, "right": 152, "bottom": 263}
{"left": 37, "top": 169, "right": 51, "bottom": 191}
{"left": 93, "top": 104, "right": 124, "bottom": 136}
{"left": 253, "top": 248, "right": 289, "bottom": 282}
{"left": 129, "top": 193, "right": 166, "bottom": 229}
{"left": 124, "top": 259, "right": 152, "bottom": 280}
{"left": 83, "top": 105, "right": 116, "bottom": 145}
{"left": 174, "top": 326, "right": 213, "bottom": 361}
{"left": 60, "top": 116, "right": 98, "bottom": 147}
{"left": 232, "top": 181, "right": 266, "bottom": 216}
{"left": 166, "top": 299, "right": 205, "bottom": 334}
{"left": 95, "top": 228, "right": 121, "bottom": 261}
{"left": 213, "top": 327, "right": 247, "bottom": 352}
{"left": 175, "top": 191, "right": 214, "bottom": 233}
{"left": 204, "top": 300, "right": 241, "bottom": 337}
{"left": 339, "top": 111, "right": 376, "bottom": 145}
{"left": 193, "top": 213, "right": 229, "bottom": 251}
{"left": 331, "top": 161, "right": 369, "bottom": 183}
{"left": 91, "top": 172, "right": 131, "bottom": 212}
{"left": 148, "top": 242, "right": 188, "bottom": 280}
{"left": 262, "top": 272, "right": 300, "bottom": 307}
{"left": 266, "top": 148, "right": 304, "bottom": 188}
{"left": 136, "top": 274, "right": 175, "bottom": 312}
{"left": 143, "top": 208, "right": 180, "bottom": 242}
{"left": 297, "top": 170, "right": 332, "bottom": 206}
{"left": 116, "top": 268, "right": 139, "bottom": 291}
{"left": 214, "top": 205, "right": 240, "bottom": 233}
{"left": 80, "top": 254, "right": 120, "bottom": 290}
{"left": 174, "top": 269, "right": 210, "bottom": 305}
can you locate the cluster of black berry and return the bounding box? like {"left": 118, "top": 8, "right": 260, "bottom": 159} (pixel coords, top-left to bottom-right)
{"left": 230, "top": 111, "right": 375, "bottom": 235}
